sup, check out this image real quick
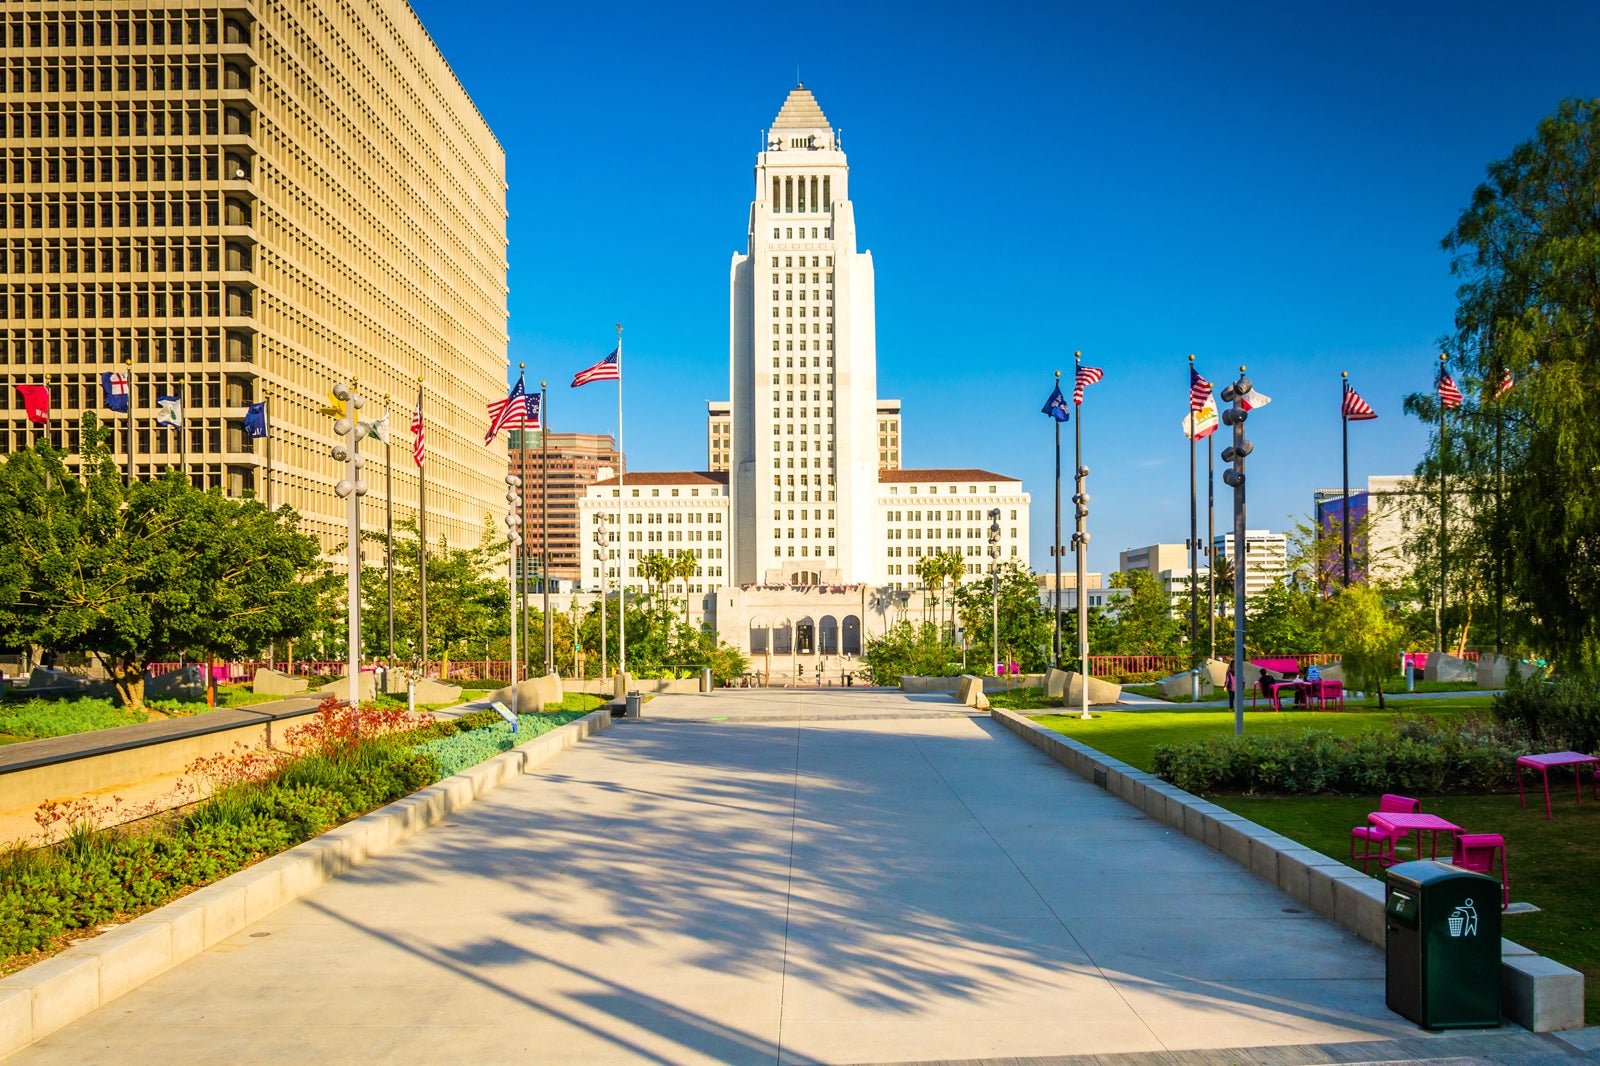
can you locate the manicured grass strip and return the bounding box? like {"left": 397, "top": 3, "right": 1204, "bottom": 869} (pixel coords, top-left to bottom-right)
{"left": 0, "top": 698, "right": 145, "bottom": 740}
{"left": 1032, "top": 702, "right": 1491, "bottom": 770}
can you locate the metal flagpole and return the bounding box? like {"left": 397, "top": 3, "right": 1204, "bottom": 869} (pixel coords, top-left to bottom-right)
{"left": 1073, "top": 352, "right": 1090, "bottom": 720}
{"left": 1341, "top": 372, "right": 1351, "bottom": 588}
{"left": 384, "top": 394, "right": 395, "bottom": 674}
{"left": 417, "top": 378, "right": 429, "bottom": 672}
{"left": 616, "top": 324, "right": 626, "bottom": 678}
{"left": 1437, "top": 353, "right": 1447, "bottom": 653}
{"left": 177, "top": 373, "right": 187, "bottom": 483}
{"left": 1187, "top": 355, "right": 1199, "bottom": 699}
{"left": 517, "top": 364, "right": 529, "bottom": 681}
{"left": 1053, "top": 369, "right": 1062, "bottom": 667}
{"left": 1207, "top": 434, "right": 1215, "bottom": 659}
{"left": 124, "top": 360, "right": 135, "bottom": 485}
{"left": 263, "top": 385, "right": 273, "bottom": 509}
{"left": 542, "top": 381, "right": 553, "bottom": 674}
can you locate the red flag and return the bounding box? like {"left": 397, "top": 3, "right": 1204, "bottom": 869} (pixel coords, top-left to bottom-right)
{"left": 14, "top": 384, "right": 49, "bottom": 424}
{"left": 1342, "top": 388, "right": 1377, "bottom": 421}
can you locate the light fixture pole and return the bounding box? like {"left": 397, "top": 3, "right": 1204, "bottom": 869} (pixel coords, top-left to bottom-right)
{"left": 1220, "top": 367, "right": 1253, "bottom": 737}
{"left": 329, "top": 379, "right": 369, "bottom": 709}
{"left": 595, "top": 513, "right": 609, "bottom": 682}
{"left": 504, "top": 475, "right": 523, "bottom": 716}
{"left": 988, "top": 508, "right": 1002, "bottom": 678}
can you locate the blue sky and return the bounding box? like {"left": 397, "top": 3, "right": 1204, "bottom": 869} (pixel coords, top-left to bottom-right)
{"left": 409, "top": 0, "right": 1599, "bottom": 576}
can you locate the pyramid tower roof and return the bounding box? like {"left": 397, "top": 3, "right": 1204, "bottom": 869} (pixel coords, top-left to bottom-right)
{"left": 771, "top": 85, "right": 830, "bottom": 130}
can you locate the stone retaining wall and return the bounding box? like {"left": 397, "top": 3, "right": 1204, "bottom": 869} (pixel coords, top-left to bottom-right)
{"left": 989, "top": 707, "right": 1584, "bottom": 1033}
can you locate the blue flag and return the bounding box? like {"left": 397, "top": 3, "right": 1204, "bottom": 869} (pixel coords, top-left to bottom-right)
{"left": 243, "top": 402, "right": 268, "bottom": 439}
{"left": 100, "top": 372, "right": 130, "bottom": 413}
{"left": 1041, "top": 383, "right": 1070, "bottom": 422}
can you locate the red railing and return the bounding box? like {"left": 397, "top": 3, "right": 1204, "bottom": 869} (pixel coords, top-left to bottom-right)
{"left": 145, "top": 660, "right": 520, "bottom": 683}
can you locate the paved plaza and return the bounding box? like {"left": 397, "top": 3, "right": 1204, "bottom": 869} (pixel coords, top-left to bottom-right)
{"left": 7, "top": 689, "right": 1588, "bottom": 1064}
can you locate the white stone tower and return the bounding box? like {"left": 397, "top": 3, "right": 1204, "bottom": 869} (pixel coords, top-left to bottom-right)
{"left": 729, "top": 86, "right": 879, "bottom": 586}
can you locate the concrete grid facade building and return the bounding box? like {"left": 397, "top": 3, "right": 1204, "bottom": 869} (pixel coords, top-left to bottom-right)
{"left": 0, "top": 1, "right": 509, "bottom": 553}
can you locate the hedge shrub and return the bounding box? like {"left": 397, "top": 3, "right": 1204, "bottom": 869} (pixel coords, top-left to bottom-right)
{"left": 1151, "top": 715, "right": 1529, "bottom": 796}
{"left": 1493, "top": 671, "right": 1600, "bottom": 754}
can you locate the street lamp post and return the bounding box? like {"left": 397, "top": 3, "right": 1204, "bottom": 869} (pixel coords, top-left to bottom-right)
{"left": 988, "top": 508, "right": 1002, "bottom": 678}
{"left": 504, "top": 475, "right": 522, "bottom": 717}
{"left": 328, "top": 380, "right": 369, "bottom": 710}
{"left": 594, "top": 513, "right": 609, "bottom": 682}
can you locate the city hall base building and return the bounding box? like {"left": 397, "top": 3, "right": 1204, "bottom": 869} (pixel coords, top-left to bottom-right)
{"left": 579, "top": 88, "right": 1031, "bottom": 678}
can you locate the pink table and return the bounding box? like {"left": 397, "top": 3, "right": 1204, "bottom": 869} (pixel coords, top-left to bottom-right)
{"left": 1517, "top": 751, "right": 1600, "bottom": 819}
{"left": 1364, "top": 811, "right": 1462, "bottom": 867}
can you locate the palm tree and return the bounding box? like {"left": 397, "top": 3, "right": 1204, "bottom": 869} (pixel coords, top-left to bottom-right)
{"left": 915, "top": 554, "right": 945, "bottom": 632}
{"left": 672, "top": 549, "right": 698, "bottom": 628}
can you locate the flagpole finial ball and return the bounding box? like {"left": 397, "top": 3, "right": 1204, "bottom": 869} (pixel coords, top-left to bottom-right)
{"left": 1074, "top": 350, "right": 1082, "bottom": 358}
{"left": 1341, "top": 371, "right": 1347, "bottom": 379}
{"left": 1055, "top": 369, "right": 1061, "bottom": 379}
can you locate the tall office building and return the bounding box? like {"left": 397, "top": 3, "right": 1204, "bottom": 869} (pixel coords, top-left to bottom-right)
{"left": 0, "top": 1, "right": 509, "bottom": 552}
{"left": 727, "top": 85, "right": 881, "bottom": 586}
{"left": 509, "top": 430, "right": 620, "bottom": 586}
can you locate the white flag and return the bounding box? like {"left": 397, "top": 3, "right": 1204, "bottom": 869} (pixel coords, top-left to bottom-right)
{"left": 154, "top": 395, "right": 183, "bottom": 427}
{"left": 367, "top": 416, "right": 390, "bottom": 443}
{"left": 1182, "top": 397, "right": 1219, "bottom": 440}
{"left": 1241, "top": 388, "right": 1272, "bottom": 411}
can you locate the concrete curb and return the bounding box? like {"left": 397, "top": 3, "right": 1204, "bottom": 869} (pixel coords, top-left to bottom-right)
{"left": 990, "top": 707, "right": 1585, "bottom": 1033}
{"left": 0, "top": 707, "right": 614, "bottom": 1058}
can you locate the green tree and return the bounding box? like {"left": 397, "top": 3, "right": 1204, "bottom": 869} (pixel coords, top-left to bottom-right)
{"left": 953, "top": 561, "right": 1050, "bottom": 673}
{"left": 1325, "top": 585, "right": 1406, "bottom": 709}
{"left": 0, "top": 421, "right": 325, "bottom": 708}
{"left": 359, "top": 517, "right": 508, "bottom": 669}
{"left": 861, "top": 621, "right": 958, "bottom": 685}
{"left": 1246, "top": 580, "right": 1324, "bottom": 657}
{"left": 1099, "top": 569, "right": 1183, "bottom": 657}
{"left": 1423, "top": 97, "right": 1600, "bottom": 666}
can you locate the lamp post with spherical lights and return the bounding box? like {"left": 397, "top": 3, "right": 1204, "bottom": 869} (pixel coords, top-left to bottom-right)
{"left": 505, "top": 475, "right": 523, "bottom": 717}
{"left": 329, "top": 380, "right": 369, "bottom": 710}
{"left": 594, "top": 513, "right": 609, "bottom": 681}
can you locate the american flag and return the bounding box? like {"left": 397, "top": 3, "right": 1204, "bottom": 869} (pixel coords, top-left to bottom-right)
{"left": 485, "top": 375, "right": 541, "bottom": 445}
{"left": 1494, "top": 368, "right": 1514, "bottom": 400}
{"left": 1342, "top": 386, "right": 1377, "bottom": 421}
{"left": 1073, "top": 365, "right": 1104, "bottom": 405}
{"left": 410, "top": 388, "right": 425, "bottom": 466}
{"left": 1188, "top": 365, "right": 1212, "bottom": 411}
{"left": 1438, "top": 370, "right": 1463, "bottom": 410}
{"left": 572, "top": 348, "right": 620, "bottom": 387}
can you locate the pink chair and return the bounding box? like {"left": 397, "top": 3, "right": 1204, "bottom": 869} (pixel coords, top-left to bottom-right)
{"left": 1313, "top": 679, "right": 1344, "bottom": 711}
{"left": 1452, "top": 833, "right": 1509, "bottom": 910}
{"left": 1350, "top": 793, "right": 1422, "bottom": 870}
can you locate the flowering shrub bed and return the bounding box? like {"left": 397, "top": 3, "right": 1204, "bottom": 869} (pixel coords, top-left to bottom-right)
{"left": 1150, "top": 715, "right": 1530, "bottom": 796}
{"left": 0, "top": 697, "right": 588, "bottom": 964}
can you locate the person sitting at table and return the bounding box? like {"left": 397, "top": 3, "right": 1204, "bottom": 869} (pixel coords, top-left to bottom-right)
{"left": 1258, "top": 667, "right": 1277, "bottom": 703}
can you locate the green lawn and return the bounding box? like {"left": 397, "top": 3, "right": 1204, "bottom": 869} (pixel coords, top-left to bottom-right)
{"left": 1034, "top": 702, "right": 1597, "bottom": 1023}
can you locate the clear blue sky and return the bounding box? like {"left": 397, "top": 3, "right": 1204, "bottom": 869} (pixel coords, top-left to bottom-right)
{"left": 409, "top": 0, "right": 1599, "bottom": 577}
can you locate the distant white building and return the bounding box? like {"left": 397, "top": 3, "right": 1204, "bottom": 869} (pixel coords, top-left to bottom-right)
{"left": 1212, "top": 530, "right": 1288, "bottom": 600}
{"left": 569, "top": 86, "right": 1031, "bottom": 676}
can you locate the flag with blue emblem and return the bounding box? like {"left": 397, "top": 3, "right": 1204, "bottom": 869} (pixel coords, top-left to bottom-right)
{"left": 1041, "top": 383, "right": 1070, "bottom": 422}
{"left": 243, "top": 402, "right": 268, "bottom": 439}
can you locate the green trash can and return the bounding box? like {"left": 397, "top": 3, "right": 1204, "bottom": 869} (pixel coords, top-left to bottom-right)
{"left": 1385, "top": 860, "right": 1501, "bottom": 1029}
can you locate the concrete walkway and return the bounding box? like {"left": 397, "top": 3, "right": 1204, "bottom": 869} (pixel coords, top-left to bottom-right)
{"left": 8, "top": 689, "right": 1585, "bottom": 1065}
